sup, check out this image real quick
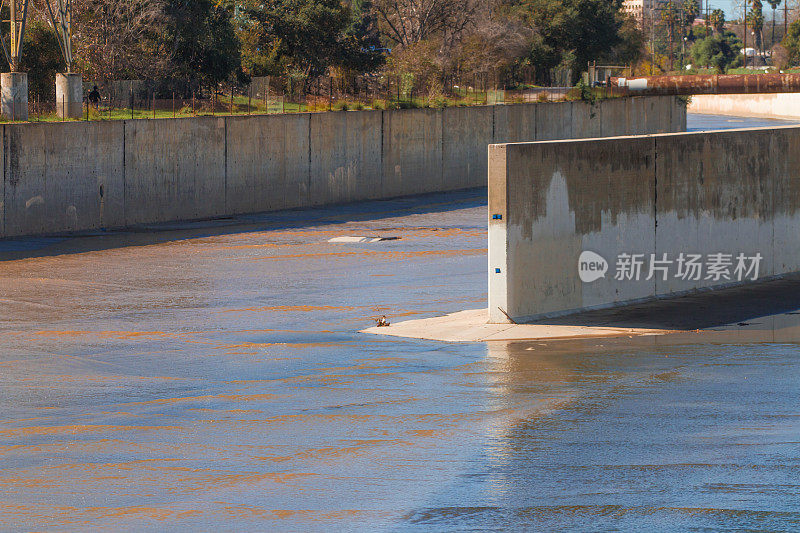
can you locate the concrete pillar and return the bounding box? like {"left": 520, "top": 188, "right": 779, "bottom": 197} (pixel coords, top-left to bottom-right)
{"left": 1, "top": 72, "right": 28, "bottom": 121}
{"left": 56, "top": 73, "right": 83, "bottom": 119}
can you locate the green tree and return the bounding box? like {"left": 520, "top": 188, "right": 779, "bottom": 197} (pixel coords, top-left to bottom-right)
{"left": 683, "top": 0, "right": 699, "bottom": 27}
{"left": 237, "top": 0, "right": 382, "bottom": 78}
{"left": 511, "top": 0, "right": 634, "bottom": 84}
{"left": 70, "top": 0, "right": 239, "bottom": 89}
{"left": 782, "top": 18, "right": 800, "bottom": 65}
{"left": 748, "top": 0, "right": 764, "bottom": 52}
{"left": 690, "top": 31, "right": 742, "bottom": 71}
{"left": 0, "top": 20, "right": 63, "bottom": 102}
{"left": 164, "top": 0, "right": 242, "bottom": 86}
{"left": 709, "top": 8, "right": 725, "bottom": 34}
{"left": 609, "top": 15, "right": 645, "bottom": 66}
{"left": 21, "top": 23, "right": 64, "bottom": 102}
{"left": 342, "top": 0, "right": 385, "bottom": 73}
{"left": 680, "top": 0, "right": 700, "bottom": 66}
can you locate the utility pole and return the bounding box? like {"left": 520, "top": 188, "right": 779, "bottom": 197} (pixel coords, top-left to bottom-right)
{"left": 10, "top": 0, "right": 17, "bottom": 70}
{"left": 652, "top": 5, "right": 656, "bottom": 75}
{"left": 44, "top": 0, "right": 74, "bottom": 73}
{"left": 5, "top": 0, "right": 30, "bottom": 72}
{"left": 680, "top": 8, "right": 686, "bottom": 69}
{"left": 786, "top": 0, "right": 789, "bottom": 38}
{"left": 744, "top": 0, "right": 748, "bottom": 69}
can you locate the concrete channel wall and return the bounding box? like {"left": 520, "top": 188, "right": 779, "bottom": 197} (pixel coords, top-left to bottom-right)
{"left": 488, "top": 126, "right": 800, "bottom": 323}
{"left": 689, "top": 93, "right": 800, "bottom": 119}
{"left": 0, "top": 96, "right": 685, "bottom": 239}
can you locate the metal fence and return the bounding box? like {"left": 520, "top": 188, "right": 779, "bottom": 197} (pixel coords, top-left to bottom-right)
{"left": 19, "top": 73, "right": 605, "bottom": 123}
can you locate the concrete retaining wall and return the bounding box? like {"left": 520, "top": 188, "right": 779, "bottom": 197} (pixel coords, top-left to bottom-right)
{"left": 488, "top": 126, "right": 800, "bottom": 323}
{"left": 0, "top": 96, "right": 685, "bottom": 239}
{"left": 689, "top": 93, "right": 800, "bottom": 119}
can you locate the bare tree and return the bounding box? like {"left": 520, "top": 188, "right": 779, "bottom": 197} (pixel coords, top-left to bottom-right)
{"left": 450, "top": 18, "right": 533, "bottom": 76}
{"left": 374, "top": 0, "right": 481, "bottom": 48}
{"left": 69, "top": 0, "right": 170, "bottom": 82}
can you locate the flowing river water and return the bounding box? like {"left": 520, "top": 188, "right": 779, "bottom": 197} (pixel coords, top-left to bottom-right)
{"left": 1, "top": 114, "right": 800, "bottom": 531}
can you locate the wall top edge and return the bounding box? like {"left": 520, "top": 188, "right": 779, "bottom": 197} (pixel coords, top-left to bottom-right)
{"left": 493, "top": 123, "right": 796, "bottom": 148}
{"left": 0, "top": 96, "right": 682, "bottom": 129}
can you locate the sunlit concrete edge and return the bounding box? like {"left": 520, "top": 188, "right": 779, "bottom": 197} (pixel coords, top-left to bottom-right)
{"left": 360, "top": 308, "right": 671, "bottom": 342}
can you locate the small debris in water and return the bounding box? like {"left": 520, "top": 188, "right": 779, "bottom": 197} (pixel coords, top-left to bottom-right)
{"left": 328, "top": 236, "right": 400, "bottom": 243}
{"left": 375, "top": 316, "right": 390, "bottom": 327}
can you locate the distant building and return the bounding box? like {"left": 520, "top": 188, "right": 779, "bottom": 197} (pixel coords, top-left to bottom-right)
{"left": 622, "top": 0, "right": 664, "bottom": 23}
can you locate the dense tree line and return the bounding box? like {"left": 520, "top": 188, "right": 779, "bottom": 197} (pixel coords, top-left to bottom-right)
{"left": 6, "top": 0, "right": 645, "bottom": 94}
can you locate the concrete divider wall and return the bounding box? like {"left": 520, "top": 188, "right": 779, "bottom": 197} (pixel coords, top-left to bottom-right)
{"left": 488, "top": 126, "right": 800, "bottom": 323}
{"left": 0, "top": 96, "right": 685, "bottom": 239}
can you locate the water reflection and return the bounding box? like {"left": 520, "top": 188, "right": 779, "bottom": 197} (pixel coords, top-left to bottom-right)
{"left": 405, "top": 326, "right": 800, "bottom": 531}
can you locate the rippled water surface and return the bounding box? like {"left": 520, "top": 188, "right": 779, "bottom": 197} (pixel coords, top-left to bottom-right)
{"left": 2, "top": 115, "right": 800, "bottom": 531}
{"left": 686, "top": 113, "right": 800, "bottom": 131}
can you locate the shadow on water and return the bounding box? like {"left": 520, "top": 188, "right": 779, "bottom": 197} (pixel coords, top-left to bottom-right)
{"left": 532, "top": 275, "right": 800, "bottom": 331}
{"left": 0, "top": 187, "right": 487, "bottom": 262}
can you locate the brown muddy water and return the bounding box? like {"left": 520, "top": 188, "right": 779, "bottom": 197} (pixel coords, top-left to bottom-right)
{"left": 2, "top": 115, "right": 800, "bottom": 532}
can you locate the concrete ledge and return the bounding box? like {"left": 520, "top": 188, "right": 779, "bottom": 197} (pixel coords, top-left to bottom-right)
{"left": 364, "top": 276, "right": 800, "bottom": 342}
{"left": 361, "top": 308, "right": 669, "bottom": 342}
